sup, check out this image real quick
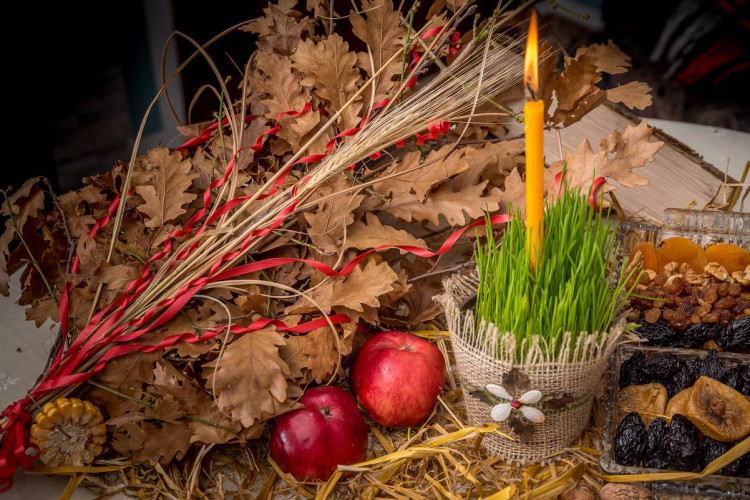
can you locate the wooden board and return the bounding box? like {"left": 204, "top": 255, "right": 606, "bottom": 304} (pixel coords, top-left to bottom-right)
{"left": 543, "top": 104, "right": 741, "bottom": 225}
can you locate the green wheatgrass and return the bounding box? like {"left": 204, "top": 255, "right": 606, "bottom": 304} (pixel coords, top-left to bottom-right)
{"left": 475, "top": 186, "right": 636, "bottom": 360}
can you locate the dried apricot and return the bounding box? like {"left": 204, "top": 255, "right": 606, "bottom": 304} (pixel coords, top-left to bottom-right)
{"left": 706, "top": 244, "right": 750, "bottom": 274}
{"left": 658, "top": 237, "right": 708, "bottom": 272}
{"left": 685, "top": 376, "right": 750, "bottom": 442}
{"left": 629, "top": 242, "right": 659, "bottom": 272}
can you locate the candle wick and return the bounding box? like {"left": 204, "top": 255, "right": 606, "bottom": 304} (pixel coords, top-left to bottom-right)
{"left": 525, "top": 83, "right": 538, "bottom": 102}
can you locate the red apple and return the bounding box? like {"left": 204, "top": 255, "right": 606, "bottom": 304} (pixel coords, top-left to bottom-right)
{"left": 269, "top": 386, "right": 367, "bottom": 482}
{"left": 350, "top": 331, "right": 444, "bottom": 427}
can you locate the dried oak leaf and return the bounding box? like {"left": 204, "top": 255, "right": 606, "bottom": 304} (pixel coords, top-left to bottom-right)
{"left": 344, "top": 213, "right": 427, "bottom": 252}
{"left": 375, "top": 145, "right": 469, "bottom": 202}
{"left": 550, "top": 54, "right": 604, "bottom": 126}
{"left": 25, "top": 297, "right": 57, "bottom": 328}
{"left": 350, "top": 0, "right": 406, "bottom": 107}
{"left": 203, "top": 328, "right": 298, "bottom": 427}
{"left": 463, "top": 140, "right": 524, "bottom": 186}
{"left": 292, "top": 34, "right": 363, "bottom": 130}
{"left": 1, "top": 180, "right": 46, "bottom": 294}
{"left": 607, "top": 81, "right": 653, "bottom": 111}
{"left": 112, "top": 421, "right": 191, "bottom": 466}
{"left": 132, "top": 147, "right": 198, "bottom": 229}
{"left": 242, "top": 0, "right": 312, "bottom": 56}
{"left": 575, "top": 40, "right": 631, "bottom": 75}
{"left": 386, "top": 171, "right": 503, "bottom": 226}
{"left": 287, "top": 257, "right": 399, "bottom": 317}
{"left": 248, "top": 50, "right": 320, "bottom": 151}
{"left": 304, "top": 174, "right": 365, "bottom": 254}
{"left": 549, "top": 121, "right": 664, "bottom": 196}
{"left": 302, "top": 326, "right": 341, "bottom": 383}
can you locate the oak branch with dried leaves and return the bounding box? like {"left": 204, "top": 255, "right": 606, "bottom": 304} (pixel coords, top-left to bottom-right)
{"left": 0, "top": 0, "right": 663, "bottom": 497}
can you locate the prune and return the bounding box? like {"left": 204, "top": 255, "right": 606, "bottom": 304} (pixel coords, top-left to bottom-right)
{"left": 721, "top": 363, "right": 750, "bottom": 396}
{"left": 698, "top": 350, "right": 725, "bottom": 380}
{"left": 640, "top": 353, "right": 685, "bottom": 379}
{"left": 666, "top": 414, "right": 702, "bottom": 472}
{"left": 716, "top": 317, "right": 750, "bottom": 352}
{"left": 614, "top": 412, "right": 646, "bottom": 467}
{"left": 619, "top": 352, "right": 648, "bottom": 389}
{"left": 643, "top": 418, "right": 670, "bottom": 469}
{"left": 701, "top": 438, "right": 750, "bottom": 477}
{"left": 679, "top": 323, "right": 722, "bottom": 348}
{"left": 635, "top": 321, "right": 680, "bottom": 346}
{"left": 672, "top": 366, "right": 695, "bottom": 395}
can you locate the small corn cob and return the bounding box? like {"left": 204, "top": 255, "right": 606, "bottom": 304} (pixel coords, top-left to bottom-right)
{"left": 29, "top": 397, "right": 106, "bottom": 466}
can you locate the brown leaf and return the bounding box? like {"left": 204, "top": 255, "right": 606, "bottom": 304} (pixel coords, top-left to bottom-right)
{"left": 463, "top": 140, "right": 524, "bottom": 186}
{"left": 344, "top": 213, "right": 427, "bottom": 252}
{"left": 351, "top": 0, "right": 406, "bottom": 106}
{"left": 386, "top": 175, "right": 503, "bottom": 226}
{"left": 75, "top": 234, "right": 105, "bottom": 277}
{"left": 248, "top": 51, "right": 320, "bottom": 151}
{"left": 203, "top": 329, "right": 295, "bottom": 427}
{"left": 606, "top": 81, "right": 653, "bottom": 110}
{"left": 497, "top": 168, "right": 527, "bottom": 215}
{"left": 243, "top": 0, "right": 312, "bottom": 56}
{"left": 304, "top": 175, "right": 365, "bottom": 254}
{"left": 132, "top": 147, "right": 198, "bottom": 229}
{"left": 549, "top": 121, "right": 664, "bottom": 196}
{"left": 375, "top": 145, "right": 469, "bottom": 202}
{"left": 97, "top": 263, "right": 140, "bottom": 291}
{"left": 112, "top": 421, "right": 191, "bottom": 466}
{"left": 287, "top": 257, "right": 398, "bottom": 316}
{"left": 292, "top": 34, "right": 363, "bottom": 130}
{"left": 550, "top": 54, "right": 602, "bottom": 125}
{"left": 575, "top": 40, "right": 631, "bottom": 75}
{"left": 0, "top": 182, "right": 45, "bottom": 258}
{"left": 25, "top": 297, "right": 58, "bottom": 327}
{"left": 144, "top": 395, "right": 184, "bottom": 423}
{"left": 302, "top": 326, "right": 340, "bottom": 383}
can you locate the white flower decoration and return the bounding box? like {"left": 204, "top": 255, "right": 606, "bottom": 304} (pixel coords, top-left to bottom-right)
{"left": 486, "top": 384, "right": 545, "bottom": 424}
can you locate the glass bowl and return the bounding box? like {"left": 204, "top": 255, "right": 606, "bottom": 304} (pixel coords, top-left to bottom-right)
{"left": 600, "top": 344, "right": 750, "bottom": 497}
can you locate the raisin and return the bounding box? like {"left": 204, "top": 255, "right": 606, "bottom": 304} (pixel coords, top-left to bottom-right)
{"left": 654, "top": 273, "right": 667, "bottom": 286}
{"left": 718, "top": 283, "right": 730, "bottom": 296}
{"left": 643, "top": 417, "right": 670, "bottom": 469}
{"left": 716, "top": 317, "right": 750, "bottom": 352}
{"left": 728, "top": 282, "right": 742, "bottom": 296}
{"left": 715, "top": 296, "right": 736, "bottom": 310}
{"left": 644, "top": 308, "right": 661, "bottom": 323}
{"left": 641, "top": 353, "right": 685, "bottom": 380}
{"left": 698, "top": 350, "right": 726, "bottom": 380}
{"left": 700, "top": 285, "right": 718, "bottom": 305}
{"left": 716, "top": 309, "right": 733, "bottom": 324}
{"left": 635, "top": 321, "right": 680, "bottom": 346}
{"left": 679, "top": 323, "right": 722, "bottom": 348}
{"left": 666, "top": 414, "right": 702, "bottom": 472}
{"left": 614, "top": 412, "right": 646, "bottom": 467}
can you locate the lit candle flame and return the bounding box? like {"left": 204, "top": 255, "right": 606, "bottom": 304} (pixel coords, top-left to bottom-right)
{"left": 524, "top": 11, "right": 539, "bottom": 97}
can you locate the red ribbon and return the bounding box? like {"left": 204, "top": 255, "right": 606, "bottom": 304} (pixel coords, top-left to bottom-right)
{"left": 553, "top": 172, "right": 607, "bottom": 210}
{"left": 0, "top": 402, "right": 38, "bottom": 492}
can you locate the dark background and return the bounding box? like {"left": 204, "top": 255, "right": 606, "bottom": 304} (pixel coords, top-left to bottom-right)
{"left": 8, "top": 0, "right": 749, "bottom": 194}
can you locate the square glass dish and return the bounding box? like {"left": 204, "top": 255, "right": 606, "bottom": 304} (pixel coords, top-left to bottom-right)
{"left": 617, "top": 209, "right": 750, "bottom": 353}
{"left": 600, "top": 344, "right": 750, "bottom": 497}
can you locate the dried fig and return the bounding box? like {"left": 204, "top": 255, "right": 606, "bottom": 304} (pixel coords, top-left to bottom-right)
{"left": 617, "top": 383, "right": 668, "bottom": 426}
{"left": 665, "top": 387, "right": 693, "bottom": 419}
{"left": 685, "top": 376, "right": 750, "bottom": 442}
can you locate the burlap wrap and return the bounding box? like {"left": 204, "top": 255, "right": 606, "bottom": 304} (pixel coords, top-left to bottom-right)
{"left": 437, "top": 272, "right": 623, "bottom": 466}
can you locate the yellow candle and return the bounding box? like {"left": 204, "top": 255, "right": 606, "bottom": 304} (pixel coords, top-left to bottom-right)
{"left": 524, "top": 11, "right": 544, "bottom": 270}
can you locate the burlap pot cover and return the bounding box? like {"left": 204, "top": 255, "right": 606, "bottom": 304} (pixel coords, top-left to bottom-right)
{"left": 437, "top": 272, "right": 622, "bottom": 466}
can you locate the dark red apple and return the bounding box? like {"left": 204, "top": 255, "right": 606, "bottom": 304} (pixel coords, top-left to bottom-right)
{"left": 269, "top": 386, "right": 367, "bottom": 482}
{"left": 350, "top": 331, "right": 444, "bottom": 427}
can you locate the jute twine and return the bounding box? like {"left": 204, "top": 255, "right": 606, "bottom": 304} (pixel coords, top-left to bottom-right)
{"left": 437, "top": 272, "right": 623, "bottom": 466}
